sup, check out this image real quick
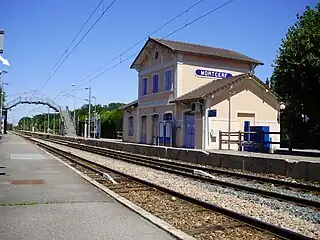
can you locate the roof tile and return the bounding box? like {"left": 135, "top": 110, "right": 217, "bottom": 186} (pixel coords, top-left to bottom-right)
{"left": 151, "top": 37, "right": 263, "bottom": 65}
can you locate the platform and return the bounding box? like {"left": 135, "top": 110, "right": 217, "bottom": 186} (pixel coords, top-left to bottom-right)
{"left": 0, "top": 133, "right": 175, "bottom": 240}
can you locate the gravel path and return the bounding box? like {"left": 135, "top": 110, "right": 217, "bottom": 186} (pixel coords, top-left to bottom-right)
{"left": 157, "top": 157, "right": 320, "bottom": 187}
{"left": 38, "top": 139, "right": 320, "bottom": 239}
{"left": 197, "top": 172, "right": 320, "bottom": 203}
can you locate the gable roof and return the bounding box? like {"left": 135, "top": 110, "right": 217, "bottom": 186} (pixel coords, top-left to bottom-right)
{"left": 131, "top": 37, "right": 263, "bottom": 69}
{"left": 170, "top": 73, "right": 277, "bottom": 103}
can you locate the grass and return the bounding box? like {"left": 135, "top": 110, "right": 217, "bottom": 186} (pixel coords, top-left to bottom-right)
{"left": 0, "top": 201, "right": 67, "bottom": 206}
{"left": 0, "top": 201, "right": 39, "bottom": 206}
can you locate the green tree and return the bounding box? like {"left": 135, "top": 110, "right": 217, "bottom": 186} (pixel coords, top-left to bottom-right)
{"left": 270, "top": 4, "right": 320, "bottom": 149}
{"left": 18, "top": 102, "right": 125, "bottom": 138}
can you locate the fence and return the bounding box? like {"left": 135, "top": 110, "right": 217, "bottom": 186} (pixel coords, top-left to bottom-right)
{"left": 113, "top": 131, "right": 123, "bottom": 139}
{"left": 219, "top": 131, "right": 292, "bottom": 153}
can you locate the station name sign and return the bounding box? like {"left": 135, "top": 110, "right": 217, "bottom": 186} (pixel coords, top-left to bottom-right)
{"left": 195, "top": 69, "right": 232, "bottom": 79}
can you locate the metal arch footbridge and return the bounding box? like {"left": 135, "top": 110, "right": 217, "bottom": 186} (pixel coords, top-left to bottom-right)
{"left": 4, "top": 96, "right": 77, "bottom": 136}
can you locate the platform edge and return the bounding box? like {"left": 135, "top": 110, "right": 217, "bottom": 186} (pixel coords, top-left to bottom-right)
{"left": 35, "top": 145, "right": 196, "bottom": 240}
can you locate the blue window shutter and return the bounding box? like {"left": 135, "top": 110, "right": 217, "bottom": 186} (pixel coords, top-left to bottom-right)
{"left": 156, "top": 75, "right": 158, "bottom": 92}
{"left": 165, "top": 70, "right": 172, "bottom": 90}
{"left": 153, "top": 76, "right": 155, "bottom": 93}
{"left": 128, "top": 117, "right": 133, "bottom": 136}
{"left": 153, "top": 75, "right": 158, "bottom": 93}
{"left": 165, "top": 71, "right": 168, "bottom": 90}
{"left": 145, "top": 78, "right": 147, "bottom": 95}
{"left": 142, "top": 78, "right": 147, "bottom": 95}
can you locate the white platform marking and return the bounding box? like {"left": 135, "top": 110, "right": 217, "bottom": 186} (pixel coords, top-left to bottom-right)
{"left": 2, "top": 142, "right": 28, "bottom": 145}
{"left": 10, "top": 154, "right": 46, "bottom": 160}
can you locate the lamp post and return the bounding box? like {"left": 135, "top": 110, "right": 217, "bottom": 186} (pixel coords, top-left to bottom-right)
{"left": 47, "top": 107, "right": 50, "bottom": 133}
{"left": 92, "top": 96, "right": 96, "bottom": 138}
{"left": 0, "top": 70, "right": 8, "bottom": 134}
{"left": 53, "top": 113, "right": 55, "bottom": 134}
{"left": 85, "top": 87, "right": 91, "bottom": 138}
{"left": 72, "top": 83, "right": 76, "bottom": 124}
{"left": 227, "top": 88, "right": 236, "bottom": 150}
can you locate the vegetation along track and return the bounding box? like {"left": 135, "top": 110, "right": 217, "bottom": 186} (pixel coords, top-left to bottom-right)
{"left": 31, "top": 136, "right": 320, "bottom": 209}
{"left": 28, "top": 137, "right": 312, "bottom": 240}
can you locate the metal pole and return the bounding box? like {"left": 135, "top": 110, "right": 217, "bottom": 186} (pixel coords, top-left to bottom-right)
{"left": 58, "top": 118, "right": 61, "bottom": 135}
{"left": 47, "top": 107, "right": 50, "bottom": 133}
{"left": 72, "top": 83, "right": 76, "bottom": 123}
{"left": 0, "top": 75, "right": 3, "bottom": 134}
{"left": 53, "top": 113, "right": 55, "bottom": 134}
{"left": 228, "top": 93, "right": 231, "bottom": 150}
{"left": 0, "top": 74, "right": 2, "bottom": 134}
{"left": 92, "top": 96, "right": 96, "bottom": 138}
{"left": 88, "top": 87, "right": 91, "bottom": 138}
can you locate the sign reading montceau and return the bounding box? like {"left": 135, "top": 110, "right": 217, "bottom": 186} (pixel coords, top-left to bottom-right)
{"left": 0, "top": 29, "right": 4, "bottom": 54}
{"left": 195, "top": 69, "right": 232, "bottom": 79}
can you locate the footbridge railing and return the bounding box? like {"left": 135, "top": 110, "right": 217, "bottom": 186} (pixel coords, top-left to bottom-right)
{"left": 5, "top": 96, "right": 61, "bottom": 112}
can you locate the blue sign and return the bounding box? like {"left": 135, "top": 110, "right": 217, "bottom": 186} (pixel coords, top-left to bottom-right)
{"left": 195, "top": 69, "right": 232, "bottom": 79}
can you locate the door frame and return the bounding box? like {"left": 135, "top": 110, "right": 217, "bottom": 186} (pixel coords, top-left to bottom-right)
{"left": 184, "top": 112, "right": 195, "bottom": 148}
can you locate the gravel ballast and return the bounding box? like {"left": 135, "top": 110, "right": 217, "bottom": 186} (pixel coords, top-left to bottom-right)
{"left": 37, "top": 139, "right": 320, "bottom": 239}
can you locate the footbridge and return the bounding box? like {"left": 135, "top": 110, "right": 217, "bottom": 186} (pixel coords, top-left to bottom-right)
{"left": 4, "top": 96, "right": 77, "bottom": 136}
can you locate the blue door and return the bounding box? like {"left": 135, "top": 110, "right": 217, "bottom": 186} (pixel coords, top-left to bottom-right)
{"left": 184, "top": 113, "right": 195, "bottom": 148}
{"left": 243, "top": 121, "right": 250, "bottom": 151}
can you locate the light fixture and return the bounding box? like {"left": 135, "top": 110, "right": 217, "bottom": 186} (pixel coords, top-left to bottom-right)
{"left": 280, "top": 102, "right": 286, "bottom": 110}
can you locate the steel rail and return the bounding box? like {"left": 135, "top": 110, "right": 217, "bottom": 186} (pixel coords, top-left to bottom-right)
{"left": 43, "top": 138, "right": 320, "bottom": 209}
{"left": 30, "top": 138, "right": 312, "bottom": 240}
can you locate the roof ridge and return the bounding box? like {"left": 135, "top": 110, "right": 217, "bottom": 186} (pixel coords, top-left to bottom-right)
{"left": 151, "top": 37, "right": 242, "bottom": 55}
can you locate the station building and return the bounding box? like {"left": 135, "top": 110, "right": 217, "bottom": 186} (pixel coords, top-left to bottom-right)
{"left": 122, "top": 37, "right": 281, "bottom": 150}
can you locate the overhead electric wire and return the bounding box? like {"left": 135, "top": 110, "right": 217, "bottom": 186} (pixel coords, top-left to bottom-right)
{"left": 55, "top": 0, "right": 235, "bottom": 97}
{"left": 34, "top": 0, "right": 117, "bottom": 96}
{"left": 72, "top": 0, "right": 206, "bottom": 86}
{"left": 46, "top": 0, "right": 105, "bottom": 79}
{"left": 52, "top": 0, "right": 207, "bottom": 99}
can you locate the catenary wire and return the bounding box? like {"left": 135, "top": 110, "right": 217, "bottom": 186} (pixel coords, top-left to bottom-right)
{"left": 58, "top": 0, "right": 235, "bottom": 95}
{"left": 52, "top": 0, "right": 208, "bottom": 99}
{"left": 34, "top": 0, "right": 118, "bottom": 96}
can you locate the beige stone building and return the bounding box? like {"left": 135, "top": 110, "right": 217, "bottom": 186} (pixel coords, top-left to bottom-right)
{"left": 122, "top": 37, "right": 281, "bottom": 151}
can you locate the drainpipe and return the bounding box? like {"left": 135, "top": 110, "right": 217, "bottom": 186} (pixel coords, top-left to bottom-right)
{"left": 202, "top": 100, "right": 207, "bottom": 149}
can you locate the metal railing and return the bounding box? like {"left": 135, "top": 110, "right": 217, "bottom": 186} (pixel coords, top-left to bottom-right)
{"left": 5, "top": 96, "right": 61, "bottom": 112}
{"left": 113, "top": 131, "right": 123, "bottom": 139}
{"left": 219, "top": 131, "right": 292, "bottom": 153}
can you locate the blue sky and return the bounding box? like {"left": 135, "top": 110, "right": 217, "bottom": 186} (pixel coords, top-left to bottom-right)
{"left": 1, "top": 0, "right": 318, "bottom": 124}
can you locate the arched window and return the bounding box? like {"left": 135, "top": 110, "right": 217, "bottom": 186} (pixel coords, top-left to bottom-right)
{"left": 128, "top": 116, "right": 134, "bottom": 136}
{"left": 163, "top": 113, "right": 172, "bottom": 121}
{"left": 152, "top": 114, "right": 159, "bottom": 138}
{"left": 140, "top": 115, "right": 147, "bottom": 144}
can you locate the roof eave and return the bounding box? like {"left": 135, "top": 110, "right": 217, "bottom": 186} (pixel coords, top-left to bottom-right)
{"left": 130, "top": 37, "right": 154, "bottom": 69}
{"left": 120, "top": 100, "right": 138, "bottom": 110}
{"left": 130, "top": 37, "right": 175, "bottom": 69}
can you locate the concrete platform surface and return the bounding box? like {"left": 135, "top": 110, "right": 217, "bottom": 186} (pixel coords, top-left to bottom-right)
{"left": 0, "top": 133, "right": 175, "bottom": 240}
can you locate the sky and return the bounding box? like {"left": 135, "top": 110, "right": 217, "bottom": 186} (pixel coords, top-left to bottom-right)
{"left": 0, "top": 0, "right": 318, "bottom": 125}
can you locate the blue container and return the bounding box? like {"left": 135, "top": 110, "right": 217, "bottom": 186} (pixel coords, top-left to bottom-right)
{"left": 246, "top": 126, "right": 270, "bottom": 153}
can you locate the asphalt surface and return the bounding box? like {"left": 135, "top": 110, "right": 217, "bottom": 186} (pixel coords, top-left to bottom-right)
{"left": 0, "top": 132, "right": 175, "bottom": 240}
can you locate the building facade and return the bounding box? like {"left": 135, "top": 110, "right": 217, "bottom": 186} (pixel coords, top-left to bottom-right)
{"left": 122, "top": 37, "right": 281, "bottom": 151}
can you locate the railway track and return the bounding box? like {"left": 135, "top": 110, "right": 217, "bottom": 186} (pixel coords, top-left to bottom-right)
{"left": 29, "top": 137, "right": 312, "bottom": 240}
{"left": 32, "top": 136, "right": 320, "bottom": 209}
